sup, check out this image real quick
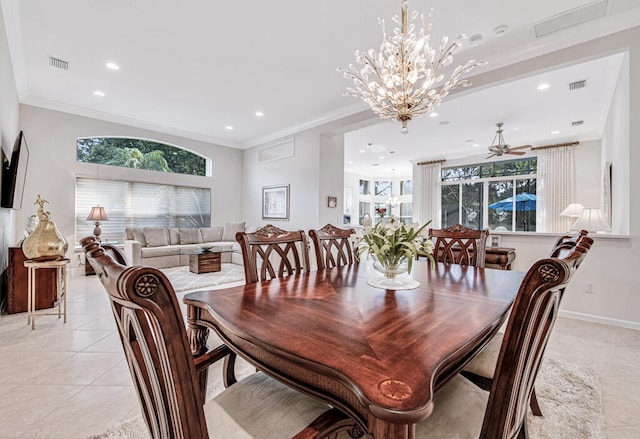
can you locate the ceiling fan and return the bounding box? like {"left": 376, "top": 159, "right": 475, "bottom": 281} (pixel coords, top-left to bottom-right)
{"left": 486, "top": 122, "right": 532, "bottom": 158}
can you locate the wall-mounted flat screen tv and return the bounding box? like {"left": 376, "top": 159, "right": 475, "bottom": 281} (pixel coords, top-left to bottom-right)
{"left": 1, "top": 130, "right": 29, "bottom": 209}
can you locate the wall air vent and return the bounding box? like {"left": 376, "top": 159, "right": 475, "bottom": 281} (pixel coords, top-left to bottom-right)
{"left": 571, "top": 120, "right": 584, "bottom": 126}
{"left": 534, "top": 0, "right": 608, "bottom": 38}
{"left": 569, "top": 79, "right": 587, "bottom": 91}
{"left": 49, "top": 57, "right": 69, "bottom": 70}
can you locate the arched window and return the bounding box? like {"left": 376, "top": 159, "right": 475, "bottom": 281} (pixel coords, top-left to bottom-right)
{"left": 76, "top": 137, "right": 209, "bottom": 176}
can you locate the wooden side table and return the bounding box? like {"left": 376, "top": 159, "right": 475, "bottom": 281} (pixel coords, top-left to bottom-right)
{"left": 189, "top": 250, "right": 222, "bottom": 274}
{"left": 485, "top": 247, "right": 516, "bottom": 270}
{"left": 23, "top": 259, "right": 70, "bottom": 329}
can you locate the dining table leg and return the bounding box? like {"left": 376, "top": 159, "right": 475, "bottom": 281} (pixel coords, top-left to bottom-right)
{"left": 186, "top": 304, "right": 210, "bottom": 398}
{"left": 368, "top": 416, "right": 415, "bottom": 439}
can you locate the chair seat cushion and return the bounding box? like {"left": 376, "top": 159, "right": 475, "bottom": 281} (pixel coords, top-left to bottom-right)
{"left": 415, "top": 374, "right": 488, "bottom": 438}
{"left": 206, "top": 372, "right": 329, "bottom": 438}
{"left": 462, "top": 333, "right": 503, "bottom": 378}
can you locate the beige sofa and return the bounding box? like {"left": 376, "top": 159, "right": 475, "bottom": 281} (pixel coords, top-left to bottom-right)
{"left": 123, "top": 222, "right": 246, "bottom": 269}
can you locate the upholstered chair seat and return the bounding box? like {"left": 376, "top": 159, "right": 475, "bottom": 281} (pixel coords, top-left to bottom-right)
{"left": 205, "top": 373, "right": 329, "bottom": 438}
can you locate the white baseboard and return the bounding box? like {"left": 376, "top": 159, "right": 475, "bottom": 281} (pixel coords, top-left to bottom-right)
{"left": 559, "top": 309, "right": 640, "bottom": 331}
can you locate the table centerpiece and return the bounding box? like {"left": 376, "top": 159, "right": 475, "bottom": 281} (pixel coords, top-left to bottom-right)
{"left": 354, "top": 218, "right": 435, "bottom": 290}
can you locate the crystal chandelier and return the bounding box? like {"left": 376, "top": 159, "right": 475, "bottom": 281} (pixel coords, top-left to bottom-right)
{"left": 338, "top": 0, "right": 477, "bottom": 134}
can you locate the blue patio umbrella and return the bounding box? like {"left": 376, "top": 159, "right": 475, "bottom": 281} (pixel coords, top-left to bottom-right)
{"left": 488, "top": 192, "right": 537, "bottom": 211}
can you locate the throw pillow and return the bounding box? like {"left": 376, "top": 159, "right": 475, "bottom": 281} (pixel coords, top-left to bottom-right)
{"left": 125, "top": 228, "right": 135, "bottom": 240}
{"left": 200, "top": 227, "right": 224, "bottom": 242}
{"left": 179, "top": 228, "right": 202, "bottom": 244}
{"left": 132, "top": 229, "right": 148, "bottom": 247}
{"left": 222, "top": 221, "right": 246, "bottom": 241}
{"left": 143, "top": 227, "right": 169, "bottom": 247}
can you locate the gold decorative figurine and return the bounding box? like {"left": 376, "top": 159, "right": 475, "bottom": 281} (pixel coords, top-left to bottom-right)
{"left": 22, "top": 194, "right": 69, "bottom": 261}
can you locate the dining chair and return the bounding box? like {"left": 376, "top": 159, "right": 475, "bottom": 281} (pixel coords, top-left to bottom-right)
{"left": 428, "top": 224, "right": 489, "bottom": 268}
{"left": 236, "top": 224, "right": 311, "bottom": 284}
{"left": 460, "top": 230, "right": 593, "bottom": 419}
{"left": 308, "top": 224, "right": 357, "bottom": 270}
{"left": 415, "top": 232, "right": 593, "bottom": 438}
{"left": 81, "top": 236, "right": 349, "bottom": 439}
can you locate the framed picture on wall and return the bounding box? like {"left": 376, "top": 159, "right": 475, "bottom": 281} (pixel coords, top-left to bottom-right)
{"left": 328, "top": 196, "right": 337, "bottom": 208}
{"left": 262, "top": 184, "right": 289, "bottom": 220}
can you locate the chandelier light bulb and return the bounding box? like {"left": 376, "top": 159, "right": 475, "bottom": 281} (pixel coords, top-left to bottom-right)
{"left": 339, "top": 0, "right": 477, "bottom": 134}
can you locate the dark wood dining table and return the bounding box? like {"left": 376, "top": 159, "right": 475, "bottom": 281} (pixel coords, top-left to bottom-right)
{"left": 183, "top": 261, "right": 525, "bottom": 439}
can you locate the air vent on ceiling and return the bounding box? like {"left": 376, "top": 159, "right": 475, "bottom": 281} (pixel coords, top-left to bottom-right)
{"left": 569, "top": 79, "right": 587, "bottom": 91}
{"left": 534, "top": 0, "right": 608, "bottom": 38}
{"left": 572, "top": 120, "right": 584, "bottom": 126}
{"left": 49, "top": 57, "right": 69, "bottom": 70}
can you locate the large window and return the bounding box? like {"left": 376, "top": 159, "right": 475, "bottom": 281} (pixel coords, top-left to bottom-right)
{"left": 441, "top": 158, "right": 537, "bottom": 232}
{"left": 76, "top": 137, "right": 209, "bottom": 176}
{"left": 75, "top": 178, "right": 211, "bottom": 244}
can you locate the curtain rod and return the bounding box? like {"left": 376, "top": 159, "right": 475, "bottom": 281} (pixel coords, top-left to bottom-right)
{"left": 531, "top": 141, "right": 580, "bottom": 151}
{"left": 416, "top": 159, "right": 446, "bottom": 166}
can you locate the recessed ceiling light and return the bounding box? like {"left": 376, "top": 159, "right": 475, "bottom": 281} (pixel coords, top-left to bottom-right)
{"left": 439, "top": 120, "right": 450, "bottom": 125}
{"left": 225, "top": 125, "right": 234, "bottom": 130}
{"left": 465, "top": 139, "right": 474, "bottom": 143}
{"left": 348, "top": 161, "right": 353, "bottom": 165}
{"left": 105, "top": 62, "right": 119, "bottom": 70}
{"left": 511, "top": 127, "right": 520, "bottom": 131}
{"left": 537, "top": 83, "right": 550, "bottom": 91}
{"left": 378, "top": 155, "right": 384, "bottom": 159}
{"left": 472, "top": 143, "right": 480, "bottom": 147}
{"left": 360, "top": 149, "right": 366, "bottom": 153}
{"left": 494, "top": 25, "right": 508, "bottom": 37}
{"left": 255, "top": 111, "right": 264, "bottom": 117}
{"left": 551, "top": 130, "right": 560, "bottom": 134}
{"left": 93, "top": 90, "right": 105, "bottom": 97}
{"left": 430, "top": 112, "right": 438, "bottom": 118}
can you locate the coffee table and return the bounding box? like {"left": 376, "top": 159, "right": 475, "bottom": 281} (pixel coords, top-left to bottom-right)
{"left": 188, "top": 247, "right": 233, "bottom": 274}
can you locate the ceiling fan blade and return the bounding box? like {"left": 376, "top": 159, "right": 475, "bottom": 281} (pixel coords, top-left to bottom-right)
{"left": 509, "top": 144, "right": 532, "bottom": 151}
{"left": 507, "top": 151, "right": 527, "bottom": 155}
{"left": 486, "top": 153, "right": 496, "bottom": 159}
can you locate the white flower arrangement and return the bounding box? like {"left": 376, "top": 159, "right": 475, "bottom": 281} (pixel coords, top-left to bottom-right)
{"left": 353, "top": 218, "right": 435, "bottom": 274}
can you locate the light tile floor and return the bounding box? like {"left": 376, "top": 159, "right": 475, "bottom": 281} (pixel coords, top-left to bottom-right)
{"left": 0, "top": 274, "right": 639, "bottom": 438}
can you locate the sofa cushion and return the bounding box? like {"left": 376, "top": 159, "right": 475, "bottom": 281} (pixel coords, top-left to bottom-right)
{"left": 222, "top": 222, "right": 246, "bottom": 241}
{"left": 168, "top": 228, "right": 181, "bottom": 245}
{"left": 124, "top": 228, "right": 136, "bottom": 240}
{"left": 141, "top": 245, "right": 181, "bottom": 258}
{"left": 144, "top": 227, "right": 169, "bottom": 247}
{"left": 201, "top": 227, "right": 224, "bottom": 242}
{"left": 133, "top": 229, "right": 148, "bottom": 247}
{"left": 179, "top": 228, "right": 202, "bottom": 244}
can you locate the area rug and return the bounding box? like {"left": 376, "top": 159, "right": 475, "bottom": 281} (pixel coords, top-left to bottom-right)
{"left": 160, "top": 264, "right": 245, "bottom": 292}
{"left": 89, "top": 357, "right": 605, "bottom": 438}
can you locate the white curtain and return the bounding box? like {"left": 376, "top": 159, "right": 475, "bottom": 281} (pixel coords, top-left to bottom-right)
{"left": 413, "top": 161, "right": 442, "bottom": 227}
{"left": 536, "top": 146, "right": 576, "bottom": 233}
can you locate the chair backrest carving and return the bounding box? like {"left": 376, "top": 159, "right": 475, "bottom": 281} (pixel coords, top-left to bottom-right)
{"left": 309, "top": 224, "right": 356, "bottom": 270}
{"left": 480, "top": 233, "right": 593, "bottom": 438}
{"left": 428, "top": 224, "right": 489, "bottom": 268}
{"left": 236, "top": 224, "right": 310, "bottom": 284}
{"left": 81, "top": 236, "right": 209, "bottom": 438}
{"left": 548, "top": 229, "right": 589, "bottom": 260}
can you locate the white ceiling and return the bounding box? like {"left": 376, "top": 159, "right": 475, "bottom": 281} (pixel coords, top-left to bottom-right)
{"left": 2, "top": 0, "right": 639, "bottom": 159}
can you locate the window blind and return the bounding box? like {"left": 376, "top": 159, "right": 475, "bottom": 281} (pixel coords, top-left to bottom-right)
{"left": 75, "top": 178, "right": 211, "bottom": 244}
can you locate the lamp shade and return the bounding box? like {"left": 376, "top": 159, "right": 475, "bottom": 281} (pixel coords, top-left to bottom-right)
{"left": 570, "top": 208, "right": 610, "bottom": 232}
{"left": 560, "top": 203, "right": 584, "bottom": 217}
{"left": 87, "top": 206, "right": 109, "bottom": 222}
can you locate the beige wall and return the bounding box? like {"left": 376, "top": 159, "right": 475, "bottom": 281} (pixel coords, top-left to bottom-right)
{"left": 0, "top": 3, "right": 20, "bottom": 295}
{"left": 15, "top": 105, "right": 244, "bottom": 270}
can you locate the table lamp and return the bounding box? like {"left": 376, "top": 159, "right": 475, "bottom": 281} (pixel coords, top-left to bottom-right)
{"left": 570, "top": 207, "right": 610, "bottom": 232}
{"left": 560, "top": 203, "right": 584, "bottom": 218}
{"left": 87, "top": 206, "right": 109, "bottom": 242}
